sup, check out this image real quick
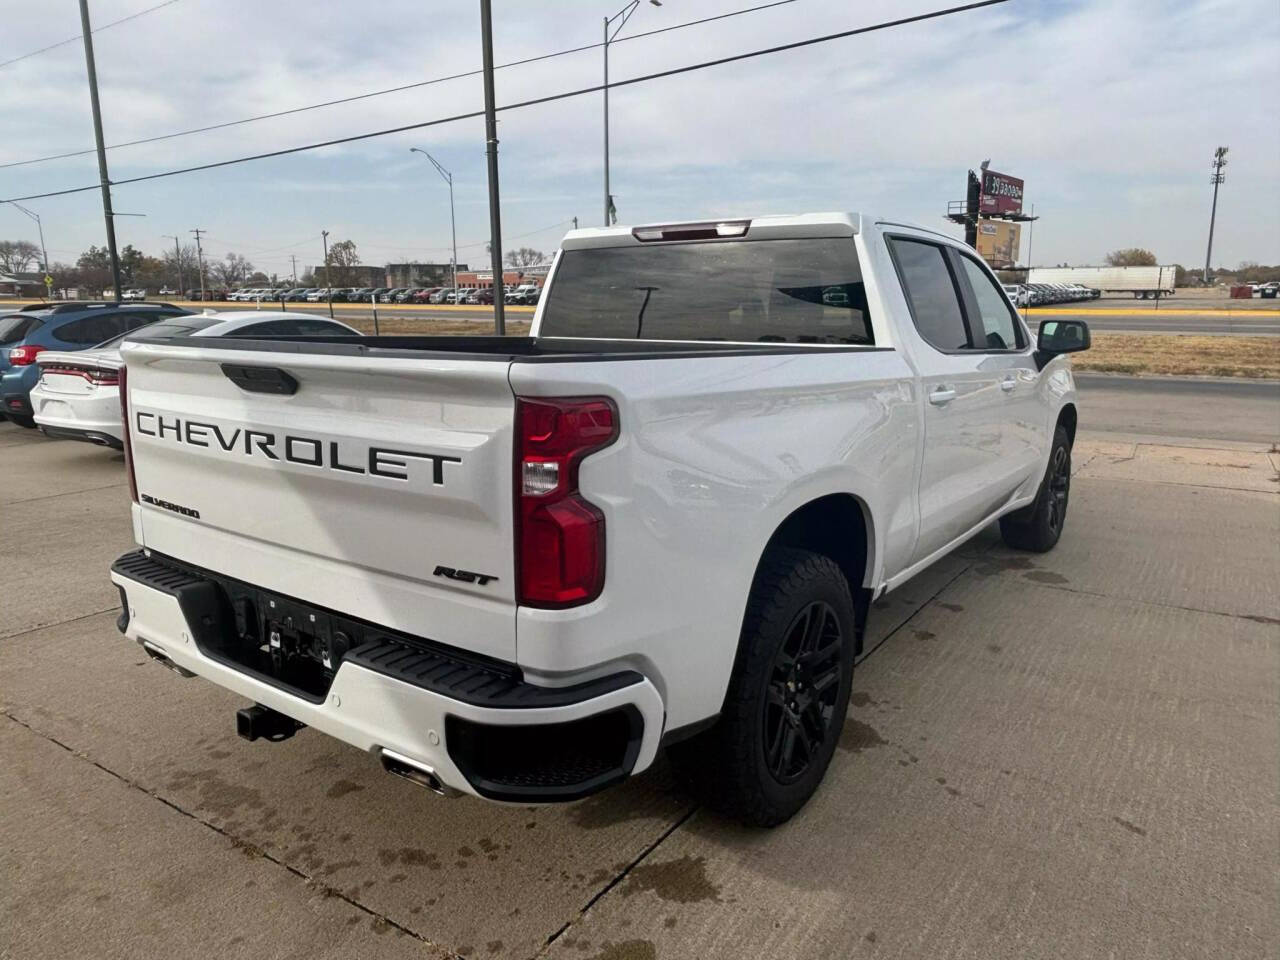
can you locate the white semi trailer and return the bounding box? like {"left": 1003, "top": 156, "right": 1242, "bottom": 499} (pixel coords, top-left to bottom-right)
{"left": 1029, "top": 265, "right": 1176, "bottom": 299}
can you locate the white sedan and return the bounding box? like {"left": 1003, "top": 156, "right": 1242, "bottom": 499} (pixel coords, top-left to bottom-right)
{"left": 30, "top": 311, "right": 361, "bottom": 448}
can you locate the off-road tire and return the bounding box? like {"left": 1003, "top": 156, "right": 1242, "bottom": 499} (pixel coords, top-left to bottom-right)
{"left": 999, "top": 425, "right": 1071, "bottom": 552}
{"left": 668, "top": 548, "right": 856, "bottom": 827}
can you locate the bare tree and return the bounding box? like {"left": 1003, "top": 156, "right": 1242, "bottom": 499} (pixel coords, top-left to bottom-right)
{"left": 505, "top": 247, "right": 546, "bottom": 269}
{"left": 326, "top": 239, "right": 361, "bottom": 285}
{"left": 209, "top": 252, "right": 255, "bottom": 288}
{"left": 0, "top": 240, "right": 41, "bottom": 274}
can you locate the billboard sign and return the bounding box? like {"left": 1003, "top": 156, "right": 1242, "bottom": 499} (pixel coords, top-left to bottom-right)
{"left": 976, "top": 219, "right": 1022, "bottom": 269}
{"left": 979, "top": 169, "right": 1024, "bottom": 215}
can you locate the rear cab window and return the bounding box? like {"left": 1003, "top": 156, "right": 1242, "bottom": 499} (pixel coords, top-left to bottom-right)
{"left": 538, "top": 238, "right": 874, "bottom": 345}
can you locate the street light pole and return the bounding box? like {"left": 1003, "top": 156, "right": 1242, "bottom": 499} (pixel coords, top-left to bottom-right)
{"left": 603, "top": 1, "right": 660, "bottom": 226}
{"left": 410, "top": 148, "right": 459, "bottom": 301}
{"left": 479, "top": 0, "right": 505, "bottom": 335}
{"left": 322, "top": 230, "right": 334, "bottom": 319}
{"left": 6, "top": 201, "right": 49, "bottom": 296}
{"left": 78, "top": 0, "right": 123, "bottom": 303}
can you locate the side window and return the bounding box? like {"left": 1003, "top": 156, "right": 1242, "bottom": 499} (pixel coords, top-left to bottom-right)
{"left": 957, "top": 256, "right": 1023, "bottom": 350}
{"left": 53, "top": 313, "right": 121, "bottom": 345}
{"left": 233, "top": 321, "right": 290, "bottom": 336}
{"left": 292, "top": 319, "right": 358, "bottom": 336}
{"left": 889, "top": 238, "right": 969, "bottom": 351}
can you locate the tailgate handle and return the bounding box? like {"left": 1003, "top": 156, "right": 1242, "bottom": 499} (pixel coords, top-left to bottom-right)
{"left": 220, "top": 364, "right": 298, "bottom": 395}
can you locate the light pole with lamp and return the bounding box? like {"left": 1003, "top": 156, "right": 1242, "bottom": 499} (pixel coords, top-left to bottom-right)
{"left": 321, "top": 230, "right": 334, "bottom": 319}
{"left": 4, "top": 201, "right": 50, "bottom": 298}
{"left": 410, "top": 148, "right": 458, "bottom": 301}
{"left": 603, "top": 0, "right": 662, "bottom": 226}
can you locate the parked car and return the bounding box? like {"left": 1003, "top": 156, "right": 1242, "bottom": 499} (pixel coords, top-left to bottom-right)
{"left": 1, "top": 301, "right": 190, "bottom": 428}
{"left": 379, "top": 288, "right": 406, "bottom": 303}
{"left": 394, "top": 288, "right": 424, "bottom": 303}
{"left": 349, "top": 287, "right": 376, "bottom": 302}
{"left": 30, "top": 311, "right": 361, "bottom": 448}
{"left": 411, "top": 287, "right": 442, "bottom": 304}
{"left": 428, "top": 288, "right": 453, "bottom": 304}
{"left": 108, "top": 212, "right": 1090, "bottom": 826}
{"left": 304, "top": 289, "right": 329, "bottom": 303}
{"left": 469, "top": 288, "right": 495, "bottom": 305}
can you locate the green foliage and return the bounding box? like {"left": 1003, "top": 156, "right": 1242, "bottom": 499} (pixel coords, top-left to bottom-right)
{"left": 1104, "top": 248, "right": 1158, "bottom": 267}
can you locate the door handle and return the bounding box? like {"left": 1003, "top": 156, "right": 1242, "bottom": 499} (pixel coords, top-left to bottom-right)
{"left": 928, "top": 386, "right": 956, "bottom": 406}
{"left": 1000, "top": 376, "right": 1017, "bottom": 392}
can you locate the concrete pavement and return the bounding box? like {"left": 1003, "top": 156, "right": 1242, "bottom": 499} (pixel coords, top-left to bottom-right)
{"left": 1, "top": 376, "right": 1277, "bottom": 960}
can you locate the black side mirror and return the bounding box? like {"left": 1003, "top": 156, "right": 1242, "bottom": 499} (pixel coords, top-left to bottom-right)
{"left": 1037, "top": 319, "right": 1090, "bottom": 354}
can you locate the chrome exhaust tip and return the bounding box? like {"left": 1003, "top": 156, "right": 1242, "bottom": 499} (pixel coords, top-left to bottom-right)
{"left": 380, "top": 748, "right": 460, "bottom": 798}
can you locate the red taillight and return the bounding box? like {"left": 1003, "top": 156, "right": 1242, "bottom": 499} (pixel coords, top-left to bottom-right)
{"left": 40, "top": 363, "right": 119, "bottom": 385}
{"left": 119, "top": 365, "right": 138, "bottom": 503}
{"left": 8, "top": 344, "right": 45, "bottom": 365}
{"left": 516, "top": 396, "right": 618, "bottom": 608}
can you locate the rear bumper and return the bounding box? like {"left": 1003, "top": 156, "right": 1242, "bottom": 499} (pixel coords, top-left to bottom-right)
{"left": 110, "top": 550, "right": 663, "bottom": 802}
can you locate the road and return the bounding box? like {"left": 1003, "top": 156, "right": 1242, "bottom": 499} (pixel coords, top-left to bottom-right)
{"left": 1076, "top": 373, "right": 1280, "bottom": 442}
{"left": 1, "top": 376, "right": 1277, "bottom": 960}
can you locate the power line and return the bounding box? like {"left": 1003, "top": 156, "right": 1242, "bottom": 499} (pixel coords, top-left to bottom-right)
{"left": 0, "top": 0, "right": 183, "bottom": 71}
{"left": 0, "top": 0, "right": 797, "bottom": 171}
{"left": 1, "top": 1, "right": 1011, "bottom": 205}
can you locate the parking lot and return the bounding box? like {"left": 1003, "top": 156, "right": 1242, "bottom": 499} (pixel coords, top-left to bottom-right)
{"left": 2, "top": 379, "right": 1277, "bottom": 960}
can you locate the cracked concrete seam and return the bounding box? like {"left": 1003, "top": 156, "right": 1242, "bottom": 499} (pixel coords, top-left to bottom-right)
{"left": 1, "top": 710, "right": 464, "bottom": 960}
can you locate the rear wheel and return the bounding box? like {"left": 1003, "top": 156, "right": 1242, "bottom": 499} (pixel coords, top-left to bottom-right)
{"left": 668, "top": 548, "right": 855, "bottom": 827}
{"left": 1000, "top": 425, "right": 1071, "bottom": 552}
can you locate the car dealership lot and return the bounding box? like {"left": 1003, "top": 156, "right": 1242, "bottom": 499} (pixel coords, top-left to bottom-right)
{"left": 2, "top": 383, "right": 1277, "bottom": 960}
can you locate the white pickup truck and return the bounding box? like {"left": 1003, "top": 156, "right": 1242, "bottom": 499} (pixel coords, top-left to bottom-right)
{"left": 110, "top": 213, "right": 1090, "bottom": 826}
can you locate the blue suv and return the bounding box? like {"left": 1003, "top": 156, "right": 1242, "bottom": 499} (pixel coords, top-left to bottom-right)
{"left": 1, "top": 301, "right": 189, "bottom": 427}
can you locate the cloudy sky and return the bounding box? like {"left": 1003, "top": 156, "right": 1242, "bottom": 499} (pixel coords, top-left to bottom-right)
{"left": 0, "top": 0, "right": 1276, "bottom": 277}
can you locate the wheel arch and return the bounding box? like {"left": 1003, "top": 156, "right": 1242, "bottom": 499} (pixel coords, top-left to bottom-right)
{"left": 1057, "top": 402, "right": 1078, "bottom": 447}
{"left": 753, "top": 493, "right": 874, "bottom": 655}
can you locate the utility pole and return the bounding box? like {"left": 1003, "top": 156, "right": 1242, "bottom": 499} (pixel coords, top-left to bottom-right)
{"left": 289, "top": 255, "right": 298, "bottom": 283}
{"left": 321, "top": 230, "right": 334, "bottom": 319}
{"left": 479, "top": 0, "right": 505, "bottom": 335}
{"left": 188, "top": 227, "right": 206, "bottom": 300}
{"left": 162, "top": 234, "right": 182, "bottom": 294}
{"left": 190, "top": 228, "right": 206, "bottom": 300}
{"left": 1203, "top": 146, "right": 1228, "bottom": 285}
{"left": 78, "top": 0, "right": 123, "bottom": 303}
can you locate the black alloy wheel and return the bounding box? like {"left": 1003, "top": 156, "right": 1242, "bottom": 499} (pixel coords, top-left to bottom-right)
{"left": 1046, "top": 443, "right": 1070, "bottom": 534}
{"left": 762, "top": 600, "right": 844, "bottom": 784}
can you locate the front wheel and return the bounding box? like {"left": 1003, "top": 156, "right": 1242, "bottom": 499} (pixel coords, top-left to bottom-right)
{"left": 668, "top": 548, "right": 856, "bottom": 827}
{"left": 1000, "top": 425, "right": 1071, "bottom": 552}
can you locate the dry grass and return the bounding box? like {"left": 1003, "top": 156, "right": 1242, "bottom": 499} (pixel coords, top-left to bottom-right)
{"left": 1071, "top": 334, "right": 1280, "bottom": 379}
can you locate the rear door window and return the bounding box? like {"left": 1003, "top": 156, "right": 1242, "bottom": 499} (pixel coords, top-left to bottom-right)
{"left": 888, "top": 238, "right": 969, "bottom": 351}
{"left": 539, "top": 238, "right": 873, "bottom": 344}
{"left": 955, "top": 255, "right": 1024, "bottom": 350}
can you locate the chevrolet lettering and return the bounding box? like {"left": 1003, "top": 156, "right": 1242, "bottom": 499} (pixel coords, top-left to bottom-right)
{"left": 132, "top": 410, "right": 461, "bottom": 483}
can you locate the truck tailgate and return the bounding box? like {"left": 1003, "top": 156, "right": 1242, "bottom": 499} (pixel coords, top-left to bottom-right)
{"left": 122, "top": 342, "right": 517, "bottom": 662}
